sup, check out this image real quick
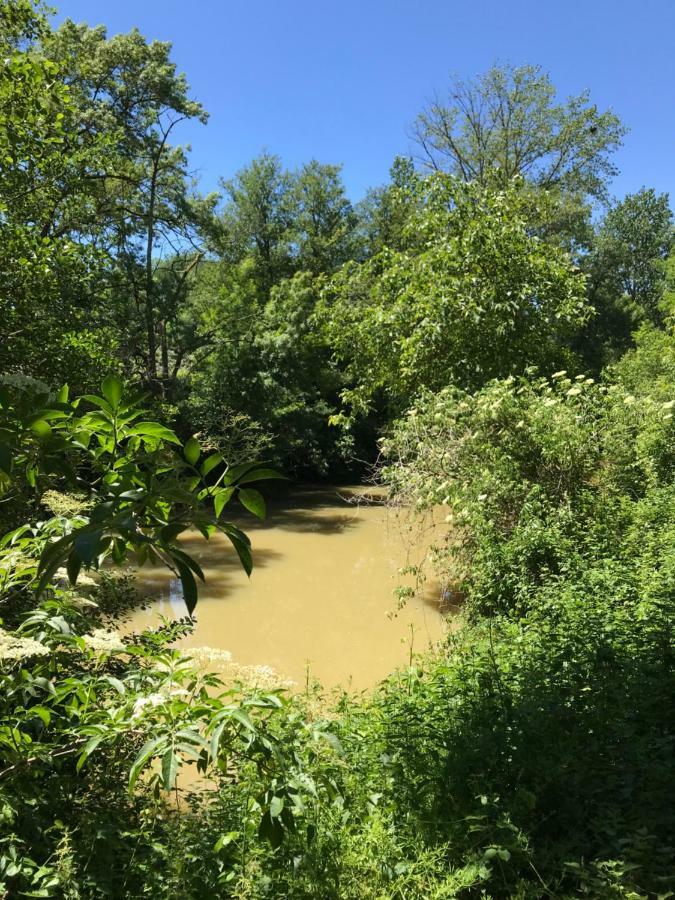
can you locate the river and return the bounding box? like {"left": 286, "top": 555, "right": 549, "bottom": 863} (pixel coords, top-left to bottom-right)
{"left": 125, "top": 486, "right": 449, "bottom": 690}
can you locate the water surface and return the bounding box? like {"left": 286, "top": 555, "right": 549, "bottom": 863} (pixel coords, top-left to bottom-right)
{"left": 126, "top": 487, "right": 448, "bottom": 689}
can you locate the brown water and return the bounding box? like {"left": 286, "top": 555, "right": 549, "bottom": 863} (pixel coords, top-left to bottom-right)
{"left": 125, "top": 487, "right": 449, "bottom": 690}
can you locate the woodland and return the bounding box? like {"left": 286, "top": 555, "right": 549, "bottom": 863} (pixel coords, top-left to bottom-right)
{"left": 1, "top": 1, "right": 674, "bottom": 896}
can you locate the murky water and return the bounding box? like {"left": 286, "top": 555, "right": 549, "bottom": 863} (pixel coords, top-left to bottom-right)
{"left": 125, "top": 487, "right": 449, "bottom": 690}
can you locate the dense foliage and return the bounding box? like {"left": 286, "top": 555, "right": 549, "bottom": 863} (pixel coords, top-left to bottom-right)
{"left": 2, "top": 0, "right": 675, "bottom": 896}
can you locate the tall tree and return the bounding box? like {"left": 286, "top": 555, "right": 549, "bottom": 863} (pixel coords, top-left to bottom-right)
{"left": 41, "top": 20, "right": 211, "bottom": 387}
{"left": 322, "top": 174, "right": 589, "bottom": 419}
{"left": 412, "top": 64, "right": 625, "bottom": 203}
{"left": 218, "top": 153, "right": 295, "bottom": 301}
{"left": 592, "top": 188, "right": 673, "bottom": 324}
{"left": 0, "top": 0, "right": 114, "bottom": 386}
{"left": 292, "top": 160, "right": 359, "bottom": 274}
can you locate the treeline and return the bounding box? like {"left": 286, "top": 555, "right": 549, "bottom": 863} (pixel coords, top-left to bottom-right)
{"left": 2, "top": 2, "right": 672, "bottom": 477}
{"left": 2, "top": 0, "right": 675, "bottom": 897}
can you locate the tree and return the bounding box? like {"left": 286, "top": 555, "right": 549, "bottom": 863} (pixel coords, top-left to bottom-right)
{"left": 0, "top": 0, "right": 114, "bottom": 387}
{"left": 218, "top": 153, "right": 295, "bottom": 301}
{"left": 292, "top": 160, "right": 359, "bottom": 274}
{"left": 573, "top": 189, "right": 673, "bottom": 370}
{"left": 412, "top": 64, "right": 625, "bottom": 204}
{"left": 593, "top": 188, "right": 673, "bottom": 323}
{"left": 41, "top": 20, "right": 212, "bottom": 387}
{"left": 322, "top": 174, "right": 589, "bottom": 419}
{"left": 355, "top": 156, "right": 420, "bottom": 255}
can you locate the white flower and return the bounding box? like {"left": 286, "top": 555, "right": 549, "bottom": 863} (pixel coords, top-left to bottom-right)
{"left": 182, "top": 646, "right": 233, "bottom": 665}
{"left": 0, "top": 630, "right": 49, "bottom": 661}
{"left": 131, "top": 693, "right": 165, "bottom": 719}
{"left": 83, "top": 629, "right": 125, "bottom": 654}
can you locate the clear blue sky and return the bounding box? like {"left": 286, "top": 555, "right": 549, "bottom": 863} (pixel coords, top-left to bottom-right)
{"left": 53, "top": 0, "right": 674, "bottom": 205}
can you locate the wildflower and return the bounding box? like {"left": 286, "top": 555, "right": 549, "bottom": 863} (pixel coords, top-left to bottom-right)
{"left": 182, "top": 646, "right": 233, "bottom": 665}
{"left": 131, "top": 693, "right": 166, "bottom": 719}
{"left": 83, "top": 629, "right": 125, "bottom": 654}
{"left": 0, "top": 629, "right": 49, "bottom": 661}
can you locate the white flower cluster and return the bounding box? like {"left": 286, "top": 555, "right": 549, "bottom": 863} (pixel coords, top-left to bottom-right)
{"left": 83, "top": 628, "right": 125, "bottom": 654}
{"left": 181, "top": 646, "right": 233, "bottom": 665}
{"left": 131, "top": 684, "right": 190, "bottom": 719}
{"left": 0, "top": 629, "right": 50, "bottom": 661}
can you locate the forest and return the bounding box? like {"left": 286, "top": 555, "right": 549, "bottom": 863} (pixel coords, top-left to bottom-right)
{"left": 1, "top": 0, "right": 674, "bottom": 896}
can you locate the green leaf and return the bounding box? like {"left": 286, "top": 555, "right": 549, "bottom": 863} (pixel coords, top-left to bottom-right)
{"left": 76, "top": 735, "right": 104, "bottom": 772}
{"left": 161, "top": 747, "right": 178, "bottom": 790}
{"left": 237, "top": 467, "right": 286, "bottom": 485}
{"left": 66, "top": 552, "right": 82, "bottom": 585}
{"left": 184, "top": 437, "right": 201, "bottom": 466}
{"left": 174, "top": 558, "right": 199, "bottom": 616}
{"left": 73, "top": 529, "right": 103, "bottom": 566}
{"left": 126, "top": 422, "right": 181, "bottom": 444}
{"left": 160, "top": 523, "right": 187, "bottom": 543}
{"left": 238, "top": 488, "right": 266, "bottom": 519}
{"left": 214, "top": 832, "right": 240, "bottom": 852}
{"left": 30, "top": 419, "right": 52, "bottom": 441}
{"left": 170, "top": 547, "right": 205, "bottom": 582}
{"left": 129, "top": 736, "right": 164, "bottom": 792}
{"left": 57, "top": 384, "right": 69, "bottom": 403}
{"left": 269, "top": 795, "right": 284, "bottom": 818}
{"left": 221, "top": 524, "right": 253, "bottom": 576}
{"left": 214, "top": 487, "right": 235, "bottom": 518}
{"left": 200, "top": 452, "right": 223, "bottom": 477}
{"left": 101, "top": 375, "right": 122, "bottom": 410}
{"left": 258, "top": 810, "right": 284, "bottom": 848}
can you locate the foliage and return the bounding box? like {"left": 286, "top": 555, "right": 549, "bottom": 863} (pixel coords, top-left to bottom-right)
{"left": 322, "top": 176, "right": 589, "bottom": 419}
{"left": 3, "top": 7, "right": 675, "bottom": 896}
{"left": 0, "top": 375, "right": 280, "bottom": 616}
{"left": 412, "top": 63, "right": 626, "bottom": 203}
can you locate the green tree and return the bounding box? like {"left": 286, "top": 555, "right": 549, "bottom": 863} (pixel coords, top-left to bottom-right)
{"left": 573, "top": 188, "right": 673, "bottom": 370}
{"left": 412, "top": 63, "right": 625, "bottom": 202}
{"left": 593, "top": 188, "right": 673, "bottom": 323}
{"left": 355, "top": 156, "right": 420, "bottom": 255}
{"left": 42, "top": 20, "right": 212, "bottom": 387}
{"left": 322, "top": 174, "right": 589, "bottom": 419}
{"left": 0, "top": 0, "right": 113, "bottom": 387}
{"left": 292, "top": 160, "right": 359, "bottom": 274}
{"left": 218, "top": 153, "right": 295, "bottom": 301}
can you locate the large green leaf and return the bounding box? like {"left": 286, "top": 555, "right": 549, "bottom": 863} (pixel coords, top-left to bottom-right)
{"left": 183, "top": 436, "right": 201, "bottom": 466}
{"left": 238, "top": 487, "right": 266, "bottom": 519}
{"left": 101, "top": 375, "right": 123, "bottom": 410}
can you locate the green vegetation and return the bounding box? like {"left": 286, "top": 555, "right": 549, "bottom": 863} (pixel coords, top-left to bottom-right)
{"left": 1, "top": 1, "right": 674, "bottom": 896}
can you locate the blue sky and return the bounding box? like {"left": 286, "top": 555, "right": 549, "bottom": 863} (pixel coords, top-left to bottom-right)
{"left": 53, "top": 0, "right": 674, "bottom": 205}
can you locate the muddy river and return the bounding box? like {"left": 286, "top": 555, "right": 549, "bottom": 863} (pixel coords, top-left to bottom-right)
{"left": 125, "top": 486, "right": 449, "bottom": 690}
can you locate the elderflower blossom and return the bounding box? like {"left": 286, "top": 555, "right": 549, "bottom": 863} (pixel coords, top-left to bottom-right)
{"left": 181, "top": 646, "right": 233, "bottom": 665}
{"left": 131, "top": 692, "right": 166, "bottom": 719}
{"left": 0, "top": 630, "right": 49, "bottom": 661}
{"left": 83, "top": 628, "right": 125, "bottom": 654}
